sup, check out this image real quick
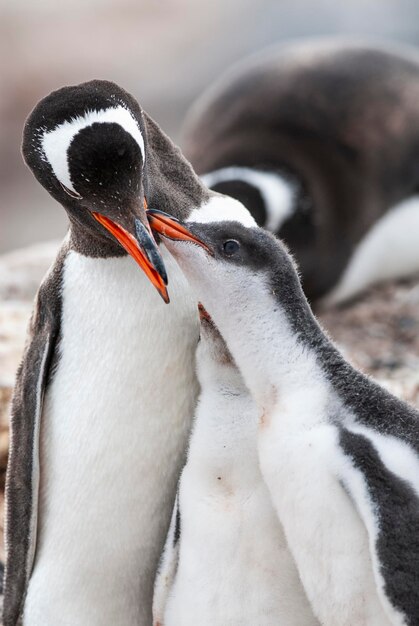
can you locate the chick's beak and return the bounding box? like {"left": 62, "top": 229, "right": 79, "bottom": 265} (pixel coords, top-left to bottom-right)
{"left": 198, "top": 302, "right": 212, "bottom": 322}
{"left": 92, "top": 211, "right": 170, "bottom": 303}
{"left": 146, "top": 209, "right": 212, "bottom": 254}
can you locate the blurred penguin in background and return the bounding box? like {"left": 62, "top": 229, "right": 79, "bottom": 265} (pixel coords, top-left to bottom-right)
{"left": 182, "top": 39, "right": 419, "bottom": 305}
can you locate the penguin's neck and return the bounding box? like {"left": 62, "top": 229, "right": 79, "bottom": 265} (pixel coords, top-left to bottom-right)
{"left": 217, "top": 291, "right": 332, "bottom": 413}
{"left": 67, "top": 211, "right": 126, "bottom": 258}
{"left": 192, "top": 353, "right": 259, "bottom": 489}
{"left": 197, "top": 351, "right": 243, "bottom": 394}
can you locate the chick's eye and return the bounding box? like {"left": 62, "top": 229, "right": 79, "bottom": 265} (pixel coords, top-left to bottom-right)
{"left": 223, "top": 239, "right": 240, "bottom": 255}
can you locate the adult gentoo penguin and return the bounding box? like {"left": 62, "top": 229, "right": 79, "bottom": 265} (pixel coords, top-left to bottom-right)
{"left": 148, "top": 209, "right": 419, "bottom": 626}
{"left": 182, "top": 39, "right": 419, "bottom": 304}
{"left": 153, "top": 304, "right": 317, "bottom": 626}
{"left": 4, "top": 80, "right": 250, "bottom": 626}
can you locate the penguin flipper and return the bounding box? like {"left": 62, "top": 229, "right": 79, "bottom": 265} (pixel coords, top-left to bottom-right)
{"left": 339, "top": 426, "right": 419, "bottom": 626}
{"left": 152, "top": 492, "right": 181, "bottom": 626}
{"left": 3, "top": 260, "right": 63, "bottom": 626}
{"left": 259, "top": 416, "right": 418, "bottom": 625}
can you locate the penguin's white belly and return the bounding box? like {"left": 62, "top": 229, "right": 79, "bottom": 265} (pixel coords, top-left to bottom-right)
{"left": 23, "top": 250, "right": 199, "bottom": 626}
{"left": 258, "top": 402, "right": 392, "bottom": 626}
{"left": 165, "top": 481, "right": 316, "bottom": 626}
{"left": 325, "top": 195, "right": 419, "bottom": 304}
{"left": 164, "top": 397, "right": 317, "bottom": 626}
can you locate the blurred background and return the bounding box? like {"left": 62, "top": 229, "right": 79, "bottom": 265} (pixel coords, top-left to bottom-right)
{"left": 2, "top": 0, "right": 419, "bottom": 253}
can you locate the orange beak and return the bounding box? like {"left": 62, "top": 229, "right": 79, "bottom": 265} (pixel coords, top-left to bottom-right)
{"left": 92, "top": 212, "right": 170, "bottom": 303}
{"left": 146, "top": 209, "right": 213, "bottom": 254}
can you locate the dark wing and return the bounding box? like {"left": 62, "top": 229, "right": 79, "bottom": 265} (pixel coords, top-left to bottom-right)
{"left": 152, "top": 493, "right": 181, "bottom": 626}
{"left": 3, "top": 257, "right": 63, "bottom": 626}
{"left": 339, "top": 426, "right": 419, "bottom": 625}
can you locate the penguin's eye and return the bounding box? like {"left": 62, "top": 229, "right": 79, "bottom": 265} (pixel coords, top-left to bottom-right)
{"left": 222, "top": 239, "right": 240, "bottom": 256}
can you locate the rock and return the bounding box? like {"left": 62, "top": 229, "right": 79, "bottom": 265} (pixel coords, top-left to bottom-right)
{"left": 0, "top": 240, "right": 59, "bottom": 301}
{"left": 318, "top": 276, "right": 419, "bottom": 407}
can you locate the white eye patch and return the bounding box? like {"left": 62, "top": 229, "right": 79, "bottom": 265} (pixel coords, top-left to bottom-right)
{"left": 202, "top": 166, "right": 295, "bottom": 232}
{"left": 41, "top": 106, "right": 145, "bottom": 193}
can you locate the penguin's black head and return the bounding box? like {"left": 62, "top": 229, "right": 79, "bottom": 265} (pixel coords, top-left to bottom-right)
{"left": 22, "top": 80, "right": 169, "bottom": 301}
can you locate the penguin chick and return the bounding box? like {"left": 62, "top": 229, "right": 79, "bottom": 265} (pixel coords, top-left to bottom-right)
{"left": 149, "top": 210, "right": 419, "bottom": 626}
{"left": 153, "top": 305, "right": 318, "bottom": 626}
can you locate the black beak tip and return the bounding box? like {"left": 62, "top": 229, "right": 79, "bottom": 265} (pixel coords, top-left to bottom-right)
{"left": 134, "top": 218, "right": 168, "bottom": 285}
